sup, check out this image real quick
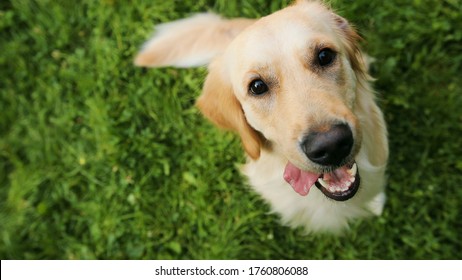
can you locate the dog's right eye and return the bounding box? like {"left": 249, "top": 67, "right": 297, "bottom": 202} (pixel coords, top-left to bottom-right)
{"left": 249, "top": 79, "right": 269, "bottom": 96}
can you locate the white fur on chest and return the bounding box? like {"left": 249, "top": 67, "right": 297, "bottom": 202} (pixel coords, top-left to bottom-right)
{"left": 242, "top": 148, "right": 386, "bottom": 233}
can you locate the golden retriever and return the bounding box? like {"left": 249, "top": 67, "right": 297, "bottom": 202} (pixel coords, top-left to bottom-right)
{"left": 134, "top": 0, "right": 389, "bottom": 233}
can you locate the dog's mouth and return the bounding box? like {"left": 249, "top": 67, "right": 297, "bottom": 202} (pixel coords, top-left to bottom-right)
{"left": 283, "top": 161, "right": 360, "bottom": 201}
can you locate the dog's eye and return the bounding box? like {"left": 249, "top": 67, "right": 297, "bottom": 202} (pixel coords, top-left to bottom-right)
{"left": 249, "top": 79, "right": 269, "bottom": 96}
{"left": 317, "top": 48, "right": 336, "bottom": 67}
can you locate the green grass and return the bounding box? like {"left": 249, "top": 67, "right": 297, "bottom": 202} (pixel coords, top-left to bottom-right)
{"left": 1, "top": 0, "right": 461, "bottom": 259}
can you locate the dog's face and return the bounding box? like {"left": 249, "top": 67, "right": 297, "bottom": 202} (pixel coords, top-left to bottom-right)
{"left": 198, "top": 2, "right": 367, "bottom": 200}
{"left": 229, "top": 4, "right": 363, "bottom": 169}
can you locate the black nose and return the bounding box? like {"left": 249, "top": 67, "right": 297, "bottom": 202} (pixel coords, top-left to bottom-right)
{"left": 301, "top": 123, "right": 354, "bottom": 166}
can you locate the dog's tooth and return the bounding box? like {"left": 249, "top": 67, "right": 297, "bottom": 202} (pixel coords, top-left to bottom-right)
{"left": 349, "top": 176, "right": 356, "bottom": 183}
{"left": 347, "top": 163, "right": 357, "bottom": 177}
{"left": 318, "top": 178, "right": 330, "bottom": 189}
{"left": 331, "top": 185, "right": 340, "bottom": 192}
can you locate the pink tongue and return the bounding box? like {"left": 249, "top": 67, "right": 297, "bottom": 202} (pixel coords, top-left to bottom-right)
{"left": 283, "top": 162, "right": 321, "bottom": 196}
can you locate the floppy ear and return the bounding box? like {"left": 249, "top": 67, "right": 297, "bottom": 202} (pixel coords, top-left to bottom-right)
{"left": 196, "top": 59, "right": 263, "bottom": 159}
{"left": 331, "top": 13, "right": 368, "bottom": 76}
{"left": 355, "top": 84, "right": 389, "bottom": 166}
{"left": 134, "top": 13, "right": 255, "bottom": 68}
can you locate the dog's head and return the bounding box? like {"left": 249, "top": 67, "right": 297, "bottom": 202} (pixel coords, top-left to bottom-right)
{"left": 197, "top": 2, "right": 368, "bottom": 200}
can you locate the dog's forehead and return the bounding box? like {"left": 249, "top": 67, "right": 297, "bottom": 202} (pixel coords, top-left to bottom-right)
{"left": 228, "top": 2, "right": 337, "bottom": 70}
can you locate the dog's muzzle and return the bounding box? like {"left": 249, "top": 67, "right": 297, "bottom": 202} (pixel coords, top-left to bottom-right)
{"left": 283, "top": 123, "right": 360, "bottom": 201}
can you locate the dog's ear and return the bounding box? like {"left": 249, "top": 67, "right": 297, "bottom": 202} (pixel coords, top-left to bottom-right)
{"left": 331, "top": 13, "right": 368, "bottom": 76}
{"left": 134, "top": 13, "right": 254, "bottom": 68}
{"left": 196, "top": 59, "right": 263, "bottom": 159}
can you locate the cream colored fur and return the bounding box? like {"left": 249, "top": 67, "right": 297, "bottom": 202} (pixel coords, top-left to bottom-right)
{"left": 135, "top": 0, "right": 388, "bottom": 233}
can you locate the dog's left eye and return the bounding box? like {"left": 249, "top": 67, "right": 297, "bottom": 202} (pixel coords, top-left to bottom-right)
{"left": 249, "top": 79, "right": 269, "bottom": 96}
{"left": 317, "top": 48, "right": 336, "bottom": 67}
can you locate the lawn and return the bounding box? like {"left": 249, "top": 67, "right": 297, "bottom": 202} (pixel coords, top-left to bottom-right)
{"left": 1, "top": 0, "right": 461, "bottom": 259}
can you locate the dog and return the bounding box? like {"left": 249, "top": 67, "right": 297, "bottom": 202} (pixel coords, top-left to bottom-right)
{"left": 134, "top": 0, "right": 389, "bottom": 233}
